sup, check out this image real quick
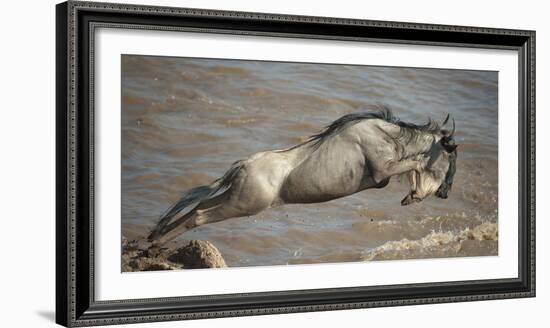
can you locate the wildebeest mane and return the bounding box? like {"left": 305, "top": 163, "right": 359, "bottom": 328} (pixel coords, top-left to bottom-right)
{"left": 306, "top": 106, "right": 441, "bottom": 148}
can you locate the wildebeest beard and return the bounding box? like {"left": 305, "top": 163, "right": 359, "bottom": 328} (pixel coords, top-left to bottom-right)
{"left": 435, "top": 150, "right": 457, "bottom": 199}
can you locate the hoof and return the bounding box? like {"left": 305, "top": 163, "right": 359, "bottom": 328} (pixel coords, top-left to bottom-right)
{"left": 401, "top": 194, "right": 413, "bottom": 206}
{"left": 401, "top": 193, "right": 421, "bottom": 206}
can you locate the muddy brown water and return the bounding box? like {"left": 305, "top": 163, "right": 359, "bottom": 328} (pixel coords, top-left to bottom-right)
{"left": 121, "top": 55, "right": 498, "bottom": 269}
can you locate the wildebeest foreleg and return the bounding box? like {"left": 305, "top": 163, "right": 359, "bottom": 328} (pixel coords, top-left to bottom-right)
{"left": 401, "top": 170, "right": 422, "bottom": 205}
{"left": 408, "top": 170, "right": 417, "bottom": 192}
{"left": 373, "top": 159, "right": 420, "bottom": 183}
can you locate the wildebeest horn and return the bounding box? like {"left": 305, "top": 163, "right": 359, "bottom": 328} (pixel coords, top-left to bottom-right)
{"left": 441, "top": 115, "right": 455, "bottom": 138}
{"left": 442, "top": 113, "right": 450, "bottom": 126}
{"left": 441, "top": 118, "right": 457, "bottom": 152}
{"left": 449, "top": 118, "right": 455, "bottom": 138}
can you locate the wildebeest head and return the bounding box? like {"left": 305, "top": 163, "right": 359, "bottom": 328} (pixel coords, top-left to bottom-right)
{"left": 433, "top": 115, "right": 458, "bottom": 199}
{"left": 402, "top": 114, "right": 458, "bottom": 205}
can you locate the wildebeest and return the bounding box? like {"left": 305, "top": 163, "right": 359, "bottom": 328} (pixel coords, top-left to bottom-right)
{"left": 148, "top": 107, "right": 458, "bottom": 244}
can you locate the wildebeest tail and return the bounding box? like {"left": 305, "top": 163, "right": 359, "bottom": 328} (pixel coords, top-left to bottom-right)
{"left": 148, "top": 160, "right": 245, "bottom": 239}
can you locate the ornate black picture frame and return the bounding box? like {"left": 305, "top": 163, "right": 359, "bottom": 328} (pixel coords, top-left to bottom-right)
{"left": 56, "top": 1, "right": 535, "bottom": 326}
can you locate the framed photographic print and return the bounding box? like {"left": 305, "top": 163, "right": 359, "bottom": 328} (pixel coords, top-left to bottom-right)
{"left": 56, "top": 1, "right": 535, "bottom": 326}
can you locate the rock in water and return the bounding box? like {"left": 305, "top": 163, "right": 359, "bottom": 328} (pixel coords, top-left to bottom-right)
{"left": 168, "top": 240, "right": 227, "bottom": 269}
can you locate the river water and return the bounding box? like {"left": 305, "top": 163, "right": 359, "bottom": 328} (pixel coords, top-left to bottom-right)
{"left": 121, "top": 55, "right": 498, "bottom": 269}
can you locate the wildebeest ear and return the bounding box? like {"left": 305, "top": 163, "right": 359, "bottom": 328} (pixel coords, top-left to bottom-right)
{"left": 441, "top": 137, "right": 458, "bottom": 152}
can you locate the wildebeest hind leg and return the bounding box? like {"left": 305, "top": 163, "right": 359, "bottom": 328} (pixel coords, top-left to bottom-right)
{"left": 157, "top": 193, "right": 252, "bottom": 244}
